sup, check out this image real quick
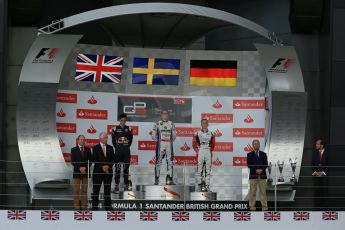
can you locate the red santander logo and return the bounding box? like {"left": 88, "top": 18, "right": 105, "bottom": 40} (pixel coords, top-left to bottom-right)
{"left": 176, "top": 127, "right": 200, "bottom": 137}
{"left": 214, "top": 142, "right": 233, "bottom": 152}
{"left": 56, "top": 92, "right": 77, "bottom": 104}
{"left": 138, "top": 141, "right": 156, "bottom": 150}
{"left": 233, "top": 128, "right": 265, "bottom": 138}
{"left": 180, "top": 142, "right": 191, "bottom": 151}
{"left": 244, "top": 114, "right": 254, "bottom": 123}
{"left": 233, "top": 157, "right": 247, "bottom": 166}
{"left": 87, "top": 125, "right": 97, "bottom": 134}
{"left": 201, "top": 113, "right": 233, "bottom": 123}
{"left": 76, "top": 109, "right": 107, "bottom": 120}
{"left": 56, "top": 123, "right": 76, "bottom": 133}
{"left": 214, "top": 129, "right": 222, "bottom": 137}
{"left": 244, "top": 143, "right": 254, "bottom": 152}
{"left": 212, "top": 158, "right": 223, "bottom": 166}
{"left": 56, "top": 108, "right": 66, "bottom": 117}
{"left": 212, "top": 100, "right": 222, "bottom": 109}
{"left": 88, "top": 96, "right": 98, "bottom": 104}
{"left": 173, "top": 156, "right": 197, "bottom": 166}
{"left": 149, "top": 157, "right": 156, "bottom": 165}
{"left": 233, "top": 99, "right": 265, "bottom": 109}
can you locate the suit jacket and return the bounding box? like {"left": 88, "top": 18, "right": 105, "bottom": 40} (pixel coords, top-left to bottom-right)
{"left": 92, "top": 143, "right": 115, "bottom": 175}
{"left": 247, "top": 150, "right": 268, "bottom": 179}
{"left": 312, "top": 148, "right": 329, "bottom": 174}
{"left": 71, "top": 146, "right": 92, "bottom": 178}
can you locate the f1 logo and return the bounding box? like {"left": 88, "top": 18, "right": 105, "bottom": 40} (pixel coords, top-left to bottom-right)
{"left": 269, "top": 58, "right": 294, "bottom": 73}
{"left": 35, "top": 48, "right": 58, "bottom": 59}
{"left": 123, "top": 102, "right": 146, "bottom": 114}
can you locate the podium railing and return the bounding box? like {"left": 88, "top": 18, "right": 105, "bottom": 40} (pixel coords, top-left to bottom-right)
{"left": 0, "top": 159, "right": 345, "bottom": 211}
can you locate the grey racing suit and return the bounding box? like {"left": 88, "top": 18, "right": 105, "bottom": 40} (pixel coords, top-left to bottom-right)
{"left": 193, "top": 129, "right": 215, "bottom": 185}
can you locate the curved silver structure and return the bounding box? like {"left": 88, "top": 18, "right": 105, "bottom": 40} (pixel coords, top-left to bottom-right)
{"left": 37, "top": 3, "right": 282, "bottom": 46}
{"left": 17, "top": 34, "right": 82, "bottom": 189}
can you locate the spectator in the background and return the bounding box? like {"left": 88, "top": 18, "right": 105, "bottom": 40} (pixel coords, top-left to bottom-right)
{"left": 71, "top": 135, "right": 92, "bottom": 210}
{"left": 91, "top": 132, "right": 115, "bottom": 211}
{"left": 247, "top": 139, "right": 268, "bottom": 211}
{"left": 312, "top": 138, "right": 329, "bottom": 209}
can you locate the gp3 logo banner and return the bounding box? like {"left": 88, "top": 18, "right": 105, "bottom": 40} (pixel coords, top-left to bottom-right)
{"left": 123, "top": 102, "right": 147, "bottom": 115}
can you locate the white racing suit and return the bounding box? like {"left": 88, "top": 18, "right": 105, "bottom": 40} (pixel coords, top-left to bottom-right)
{"left": 192, "top": 130, "right": 215, "bottom": 186}
{"left": 152, "top": 120, "right": 176, "bottom": 181}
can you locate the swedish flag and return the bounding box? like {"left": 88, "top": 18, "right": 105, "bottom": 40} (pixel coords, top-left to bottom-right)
{"left": 132, "top": 57, "right": 180, "bottom": 85}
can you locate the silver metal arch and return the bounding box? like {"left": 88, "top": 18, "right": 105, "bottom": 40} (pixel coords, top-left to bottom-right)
{"left": 38, "top": 3, "right": 281, "bottom": 44}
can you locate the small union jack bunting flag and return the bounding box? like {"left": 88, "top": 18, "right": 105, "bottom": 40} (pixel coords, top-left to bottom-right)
{"left": 172, "top": 211, "right": 190, "bottom": 221}
{"left": 293, "top": 211, "right": 309, "bottom": 221}
{"left": 203, "top": 212, "right": 221, "bottom": 221}
{"left": 74, "top": 210, "right": 92, "bottom": 221}
{"left": 7, "top": 210, "right": 26, "bottom": 220}
{"left": 234, "top": 211, "right": 251, "bottom": 221}
{"left": 41, "top": 210, "right": 60, "bottom": 221}
{"left": 107, "top": 211, "right": 126, "bottom": 221}
{"left": 322, "top": 211, "right": 338, "bottom": 221}
{"left": 140, "top": 211, "right": 158, "bottom": 221}
{"left": 264, "top": 211, "right": 281, "bottom": 221}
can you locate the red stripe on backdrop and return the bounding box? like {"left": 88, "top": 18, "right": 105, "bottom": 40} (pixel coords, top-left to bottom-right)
{"left": 190, "top": 68, "right": 237, "bottom": 78}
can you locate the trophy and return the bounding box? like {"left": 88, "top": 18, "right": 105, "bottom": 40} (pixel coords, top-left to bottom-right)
{"left": 277, "top": 160, "right": 285, "bottom": 182}
{"left": 289, "top": 158, "right": 298, "bottom": 183}
{"left": 267, "top": 162, "right": 273, "bottom": 185}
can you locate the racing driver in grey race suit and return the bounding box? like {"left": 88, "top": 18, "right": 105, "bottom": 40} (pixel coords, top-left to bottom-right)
{"left": 151, "top": 109, "right": 176, "bottom": 185}
{"left": 192, "top": 118, "right": 215, "bottom": 192}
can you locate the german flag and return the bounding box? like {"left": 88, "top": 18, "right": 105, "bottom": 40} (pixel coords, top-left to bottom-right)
{"left": 189, "top": 60, "right": 237, "bottom": 87}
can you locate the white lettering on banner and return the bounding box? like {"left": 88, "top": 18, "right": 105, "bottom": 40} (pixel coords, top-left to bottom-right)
{"left": 145, "top": 203, "right": 184, "bottom": 210}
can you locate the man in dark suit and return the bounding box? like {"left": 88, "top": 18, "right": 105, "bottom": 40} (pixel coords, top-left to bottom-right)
{"left": 71, "top": 135, "right": 92, "bottom": 210}
{"left": 312, "top": 138, "right": 329, "bottom": 208}
{"left": 92, "top": 132, "right": 115, "bottom": 211}
{"left": 247, "top": 139, "right": 268, "bottom": 211}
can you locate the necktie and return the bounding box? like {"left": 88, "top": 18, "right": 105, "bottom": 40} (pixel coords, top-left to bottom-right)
{"left": 256, "top": 151, "right": 259, "bottom": 158}
{"left": 102, "top": 145, "right": 106, "bottom": 157}
{"left": 80, "top": 147, "right": 84, "bottom": 159}
{"left": 319, "top": 150, "right": 322, "bottom": 162}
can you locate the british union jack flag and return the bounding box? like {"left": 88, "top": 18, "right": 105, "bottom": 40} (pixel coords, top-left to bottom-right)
{"left": 107, "top": 211, "right": 126, "bottom": 221}
{"left": 322, "top": 211, "right": 338, "bottom": 221}
{"left": 172, "top": 211, "right": 190, "bottom": 221}
{"left": 293, "top": 211, "right": 309, "bottom": 221}
{"left": 41, "top": 210, "right": 60, "bottom": 221}
{"left": 7, "top": 210, "right": 26, "bottom": 220}
{"left": 75, "top": 53, "right": 123, "bottom": 83}
{"left": 203, "top": 212, "right": 221, "bottom": 221}
{"left": 74, "top": 210, "right": 92, "bottom": 221}
{"left": 234, "top": 211, "right": 251, "bottom": 221}
{"left": 140, "top": 211, "right": 158, "bottom": 221}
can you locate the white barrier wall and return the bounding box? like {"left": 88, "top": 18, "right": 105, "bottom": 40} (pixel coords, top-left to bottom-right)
{"left": 0, "top": 211, "right": 343, "bottom": 230}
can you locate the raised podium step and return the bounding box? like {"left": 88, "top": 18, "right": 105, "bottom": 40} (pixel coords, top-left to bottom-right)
{"left": 190, "top": 192, "right": 217, "bottom": 200}
{"left": 111, "top": 191, "right": 144, "bottom": 200}
{"left": 138, "top": 185, "right": 195, "bottom": 200}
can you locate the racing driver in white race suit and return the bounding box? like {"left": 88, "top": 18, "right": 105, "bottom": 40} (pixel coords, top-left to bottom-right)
{"left": 192, "top": 118, "right": 215, "bottom": 192}
{"left": 151, "top": 109, "right": 176, "bottom": 185}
